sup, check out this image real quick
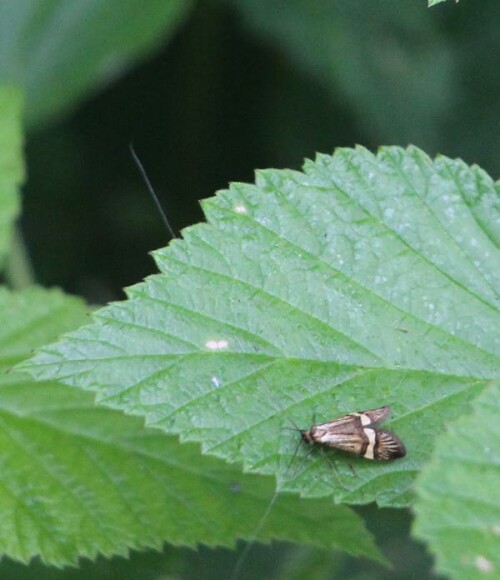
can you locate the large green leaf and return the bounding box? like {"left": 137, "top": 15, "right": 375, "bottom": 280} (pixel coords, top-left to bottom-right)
{"left": 413, "top": 380, "right": 500, "bottom": 579}
{"left": 23, "top": 146, "right": 500, "bottom": 508}
{"left": 0, "top": 287, "right": 381, "bottom": 566}
{"left": 0, "top": 0, "right": 193, "bottom": 128}
{"left": 0, "top": 86, "right": 23, "bottom": 269}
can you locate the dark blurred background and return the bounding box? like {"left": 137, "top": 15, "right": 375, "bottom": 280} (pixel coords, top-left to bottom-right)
{"left": 18, "top": 0, "right": 500, "bottom": 303}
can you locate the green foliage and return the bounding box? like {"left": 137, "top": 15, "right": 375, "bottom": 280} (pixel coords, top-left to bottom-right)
{"left": 0, "top": 286, "right": 382, "bottom": 566}
{"left": 0, "top": 1, "right": 497, "bottom": 577}
{"left": 24, "top": 147, "right": 499, "bottom": 515}
{"left": 413, "top": 380, "right": 500, "bottom": 579}
{"left": 0, "top": 0, "right": 193, "bottom": 128}
{"left": 0, "top": 87, "right": 22, "bottom": 268}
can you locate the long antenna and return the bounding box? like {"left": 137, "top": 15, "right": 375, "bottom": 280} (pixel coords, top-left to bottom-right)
{"left": 231, "top": 416, "right": 299, "bottom": 579}
{"left": 129, "top": 143, "right": 177, "bottom": 241}
{"left": 231, "top": 492, "right": 279, "bottom": 580}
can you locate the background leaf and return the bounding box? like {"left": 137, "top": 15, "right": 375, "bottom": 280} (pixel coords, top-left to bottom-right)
{"left": 0, "top": 86, "right": 23, "bottom": 270}
{"left": 23, "top": 146, "right": 500, "bottom": 509}
{"left": 225, "top": 0, "right": 454, "bottom": 146}
{"left": 0, "top": 0, "right": 193, "bottom": 128}
{"left": 0, "top": 287, "right": 381, "bottom": 566}
{"left": 413, "top": 380, "right": 500, "bottom": 579}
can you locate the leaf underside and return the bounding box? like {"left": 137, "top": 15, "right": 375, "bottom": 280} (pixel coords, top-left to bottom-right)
{"left": 0, "top": 287, "right": 382, "bottom": 566}
{"left": 24, "top": 146, "right": 500, "bottom": 507}
{"left": 413, "top": 380, "right": 500, "bottom": 579}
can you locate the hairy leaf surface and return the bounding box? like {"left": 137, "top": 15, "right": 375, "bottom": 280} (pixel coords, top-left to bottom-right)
{"left": 24, "top": 146, "right": 500, "bottom": 507}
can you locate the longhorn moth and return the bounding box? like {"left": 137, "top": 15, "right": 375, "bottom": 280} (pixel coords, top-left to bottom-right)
{"left": 299, "top": 405, "right": 406, "bottom": 461}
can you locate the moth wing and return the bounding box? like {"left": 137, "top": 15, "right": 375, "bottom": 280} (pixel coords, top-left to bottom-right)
{"left": 360, "top": 406, "right": 391, "bottom": 426}
{"left": 314, "top": 414, "right": 358, "bottom": 431}
{"left": 374, "top": 429, "right": 406, "bottom": 460}
{"left": 315, "top": 407, "right": 391, "bottom": 430}
{"left": 314, "top": 430, "right": 363, "bottom": 455}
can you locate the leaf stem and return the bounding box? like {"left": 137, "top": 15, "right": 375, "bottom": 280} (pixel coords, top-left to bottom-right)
{"left": 4, "top": 226, "right": 35, "bottom": 289}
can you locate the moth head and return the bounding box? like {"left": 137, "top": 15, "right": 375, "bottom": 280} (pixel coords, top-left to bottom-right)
{"left": 300, "top": 429, "right": 314, "bottom": 445}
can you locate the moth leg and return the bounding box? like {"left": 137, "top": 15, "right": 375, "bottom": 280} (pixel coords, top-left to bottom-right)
{"left": 286, "top": 436, "right": 305, "bottom": 472}
{"left": 318, "top": 448, "right": 342, "bottom": 485}
{"left": 284, "top": 438, "right": 316, "bottom": 483}
{"left": 346, "top": 461, "right": 356, "bottom": 477}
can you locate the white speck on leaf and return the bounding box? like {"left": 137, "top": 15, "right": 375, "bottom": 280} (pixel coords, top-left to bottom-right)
{"left": 234, "top": 205, "right": 247, "bottom": 214}
{"left": 205, "top": 339, "right": 229, "bottom": 351}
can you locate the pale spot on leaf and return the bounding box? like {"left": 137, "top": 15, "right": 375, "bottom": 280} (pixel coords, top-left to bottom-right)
{"left": 475, "top": 555, "right": 494, "bottom": 573}
{"left": 205, "top": 339, "right": 229, "bottom": 350}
